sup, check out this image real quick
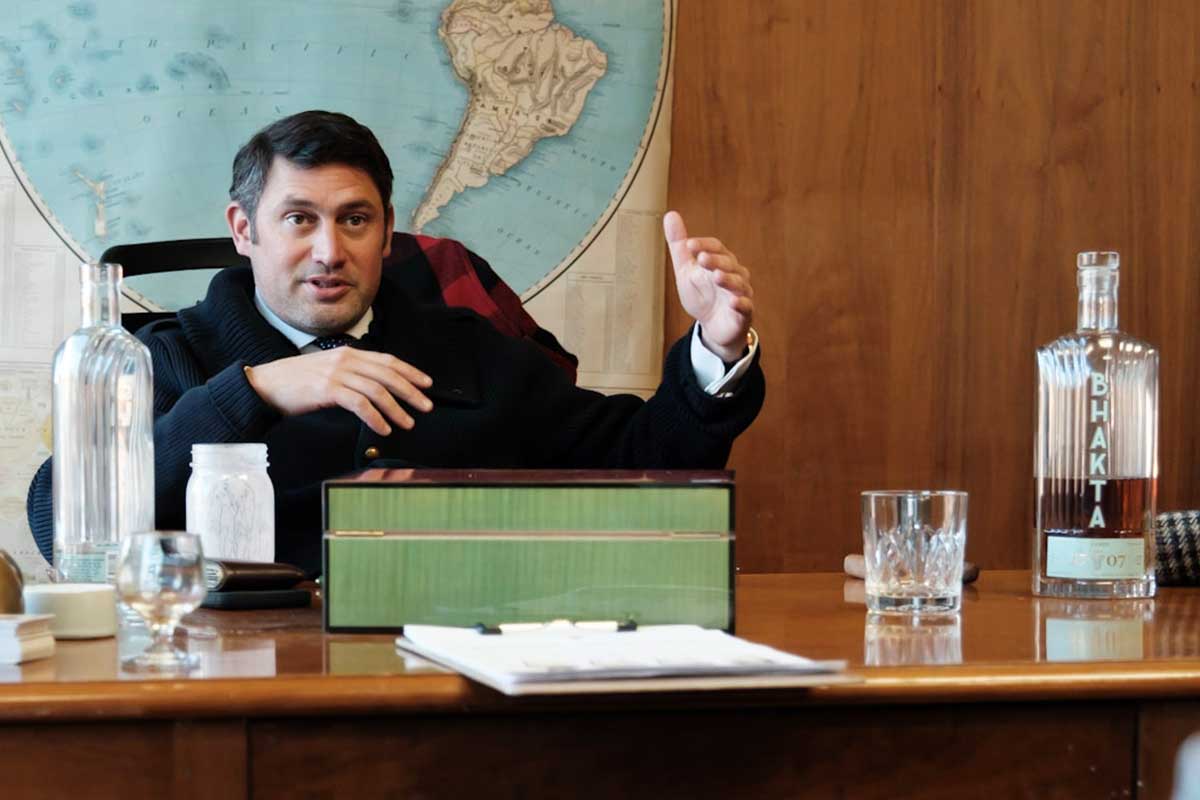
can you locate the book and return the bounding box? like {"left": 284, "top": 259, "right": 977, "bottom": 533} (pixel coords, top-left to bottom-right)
{"left": 323, "top": 469, "right": 734, "bottom": 534}
{"left": 0, "top": 614, "right": 55, "bottom": 639}
{"left": 395, "top": 623, "right": 850, "bottom": 696}
{"left": 323, "top": 470, "right": 735, "bottom": 633}
{"left": 0, "top": 632, "right": 56, "bottom": 665}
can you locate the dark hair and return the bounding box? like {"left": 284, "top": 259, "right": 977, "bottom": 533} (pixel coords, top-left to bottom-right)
{"left": 229, "top": 110, "right": 393, "bottom": 237}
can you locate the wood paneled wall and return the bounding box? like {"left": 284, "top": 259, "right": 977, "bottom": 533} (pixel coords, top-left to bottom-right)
{"left": 666, "top": 0, "right": 1200, "bottom": 573}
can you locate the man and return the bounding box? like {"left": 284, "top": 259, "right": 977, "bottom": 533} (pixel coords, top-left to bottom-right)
{"left": 29, "top": 111, "right": 763, "bottom": 574}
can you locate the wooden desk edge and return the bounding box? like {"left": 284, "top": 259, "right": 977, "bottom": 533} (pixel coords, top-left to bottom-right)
{"left": 819, "top": 661, "right": 1200, "bottom": 704}
{"left": 4, "top": 661, "right": 1200, "bottom": 722}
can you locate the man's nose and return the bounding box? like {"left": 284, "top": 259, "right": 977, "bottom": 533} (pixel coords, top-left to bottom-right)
{"left": 311, "top": 223, "right": 346, "bottom": 267}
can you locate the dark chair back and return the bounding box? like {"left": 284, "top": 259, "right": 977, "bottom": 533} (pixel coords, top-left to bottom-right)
{"left": 101, "top": 238, "right": 249, "bottom": 274}
{"left": 101, "top": 238, "right": 249, "bottom": 333}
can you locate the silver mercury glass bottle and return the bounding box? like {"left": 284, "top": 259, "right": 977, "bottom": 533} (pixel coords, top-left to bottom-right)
{"left": 52, "top": 262, "right": 156, "bottom": 583}
{"left": 1033, "top": 251, "right": 1158, "bottom": 599}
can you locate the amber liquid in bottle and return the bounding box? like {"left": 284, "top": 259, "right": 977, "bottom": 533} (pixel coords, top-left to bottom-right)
{"left": 1037, "top": 476, "right": 1157, "bottom": 578}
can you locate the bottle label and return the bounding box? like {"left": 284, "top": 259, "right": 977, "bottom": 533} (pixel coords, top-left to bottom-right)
{"left": 1046, "top": 536, "right": 1145, "bottom": 580}
{"left": 57, "top": 552, "right": 110, "bottom": 583}
{"left": 1086, "top": 371, "right": 1111, "bottom": 529}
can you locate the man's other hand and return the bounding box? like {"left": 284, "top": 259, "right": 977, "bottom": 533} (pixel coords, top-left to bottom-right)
{"left": 243, "top": 349, "right": 434, "bottom": 436}
{"left": 664, "top": 210, "right": 754, "bottom": 363}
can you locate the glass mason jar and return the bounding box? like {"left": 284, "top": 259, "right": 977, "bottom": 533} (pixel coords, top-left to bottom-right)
{"left": 186, "top": 443, "right": 274, "bottom": 563}
{"left": 1033, "top": 251, "right": 1159, "bottom": 599}
{"left": 52, "top": 262, "right": 155, "bottom": 583}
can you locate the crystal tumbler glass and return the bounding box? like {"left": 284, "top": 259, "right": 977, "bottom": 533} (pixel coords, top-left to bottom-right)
{"left": 861, "top": 490, "right": 968, "bottom": 615}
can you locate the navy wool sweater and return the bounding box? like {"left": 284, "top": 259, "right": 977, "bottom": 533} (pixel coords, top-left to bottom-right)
{"left": 28, "top": 266, "right": 765, "bottom": 574}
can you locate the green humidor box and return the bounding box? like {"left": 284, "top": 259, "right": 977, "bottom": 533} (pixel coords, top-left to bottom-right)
{"left": 322, "top": 469, "right": 736, "bottom": 633}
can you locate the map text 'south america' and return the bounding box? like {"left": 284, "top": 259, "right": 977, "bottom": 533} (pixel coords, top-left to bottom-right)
{"left": 412, "top": 0, "right": 607, "bottom": 231}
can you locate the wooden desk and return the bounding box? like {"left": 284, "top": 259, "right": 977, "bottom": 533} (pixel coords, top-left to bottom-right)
{"left": 2, "top": 571, "right": 1198, "bottom": 799}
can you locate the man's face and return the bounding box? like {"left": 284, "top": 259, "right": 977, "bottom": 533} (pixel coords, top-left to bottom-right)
{"left": 226, "top": 157, "right": 394, "bottom": 337}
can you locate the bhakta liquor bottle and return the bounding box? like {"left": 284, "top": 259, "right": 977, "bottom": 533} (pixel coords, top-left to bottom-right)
{"left": 51, "top": 262, "right": 155, "bottom": 583}
{"left": 1033, "top": 251, "right": 1158, "bottom": 599}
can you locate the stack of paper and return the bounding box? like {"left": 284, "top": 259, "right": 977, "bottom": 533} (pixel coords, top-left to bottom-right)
{"left": 0, "top": 614, "right": 56, "bottom": 665}
{"left": 397, "top": 623, "right": 850, "bottom": 696}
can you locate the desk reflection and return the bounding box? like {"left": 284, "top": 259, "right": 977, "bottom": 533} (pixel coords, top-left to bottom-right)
{"left": 186, "top": 631, "right": 277, "bottom": 678}
{"left": 323, "top": 638, "right": 447, "bottom": 676}
{"left": 864, "top": 613, "right": 962, "bottom": 666}
{"left": 118, "top": 623, "right": 277, "bottom": 679}
{"left": 1035, "top": 598, "right": 1153, "bottom": 662}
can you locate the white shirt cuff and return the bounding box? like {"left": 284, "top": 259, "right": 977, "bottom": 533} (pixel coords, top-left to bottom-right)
{"left": 690, "top": 325, "right": 759, "bottom": 396}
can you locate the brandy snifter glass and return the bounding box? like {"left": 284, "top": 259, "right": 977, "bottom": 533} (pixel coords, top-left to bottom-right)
{"left": 116, "top": 530, "right": 207, "bottom": 673}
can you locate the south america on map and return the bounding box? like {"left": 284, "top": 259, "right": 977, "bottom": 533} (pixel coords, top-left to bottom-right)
{"left": 413, "top": 0, "right": 608, "bottom": 231}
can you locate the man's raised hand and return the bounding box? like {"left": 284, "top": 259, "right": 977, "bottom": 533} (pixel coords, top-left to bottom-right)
{"left": 243, "top": 349, "right": 433, "bottom": 435}
{"left": 663, "top": 210, "right": 754, "bottom": 363}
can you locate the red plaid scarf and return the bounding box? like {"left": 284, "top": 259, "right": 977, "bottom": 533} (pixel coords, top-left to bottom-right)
{"left": 386, "top": 233, "right": 579, "bottom": 384}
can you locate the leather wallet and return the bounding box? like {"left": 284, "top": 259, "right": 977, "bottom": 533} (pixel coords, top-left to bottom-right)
{"left": 201, "top": 588, "right": 311, "bottom": 610}
{"left": 203, "top": 560, "right": 306, "bottom": 592}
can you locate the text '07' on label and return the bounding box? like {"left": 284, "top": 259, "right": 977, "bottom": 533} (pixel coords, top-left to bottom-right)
{"left": 1046, "top": 537, "right": 1145, "bottom": 580}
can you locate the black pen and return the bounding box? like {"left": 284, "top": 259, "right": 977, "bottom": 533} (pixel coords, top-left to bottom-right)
{"left": 473, "top": 619, "right": 638, "bottom": 635}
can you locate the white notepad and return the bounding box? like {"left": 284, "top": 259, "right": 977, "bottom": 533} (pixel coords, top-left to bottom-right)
{"left": 396, "top": 623, "right": 851, "bottom": 696}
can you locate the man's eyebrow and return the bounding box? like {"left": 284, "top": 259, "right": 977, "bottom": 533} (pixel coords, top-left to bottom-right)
{"left": 336, "top": 200, "right": 378, "bottom": 213}
{"left": 276, "top": 196, "right": 379, "bottom": 213}
{"left": 277, "top": 196, "right": 319, "bottom": 210}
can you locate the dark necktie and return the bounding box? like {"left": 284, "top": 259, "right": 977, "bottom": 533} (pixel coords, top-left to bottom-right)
{"left": 313, "top": 334, "right": 355, "bottom": 351}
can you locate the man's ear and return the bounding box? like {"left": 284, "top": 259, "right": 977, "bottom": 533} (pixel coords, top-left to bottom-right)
{"left": 382, "top": 205, "right": 395, "bottom": 258}
{"left": 226, "top": 202, "right": 254, "bottom": 256}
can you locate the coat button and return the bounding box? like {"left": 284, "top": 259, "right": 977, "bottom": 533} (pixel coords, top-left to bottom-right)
{"left": 364, "top": 447, "right": 380, "bottom": 460}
